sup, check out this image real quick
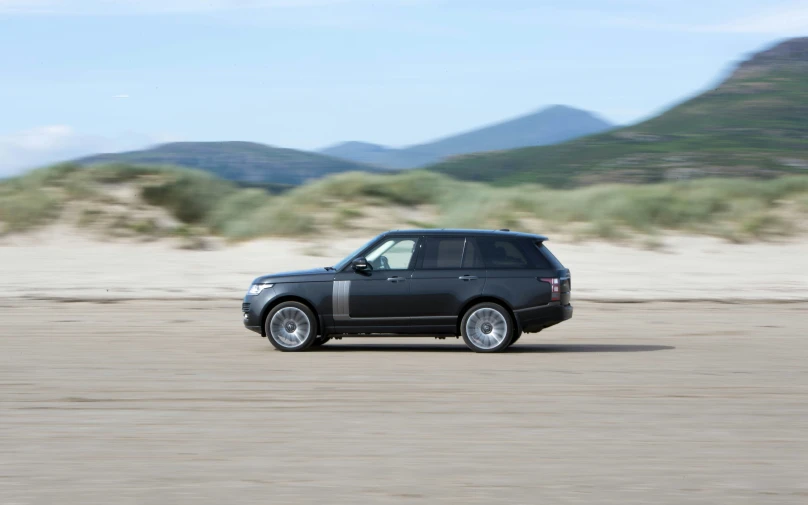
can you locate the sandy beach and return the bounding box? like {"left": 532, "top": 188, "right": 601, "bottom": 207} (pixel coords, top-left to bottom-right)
{"left": 2, "top": 299, "right": 807, "bottom": 504}
{"left": 2, "top": 231, "right": 808, "bottom": 504}
{"left": 1, "top": 229, "right": 807, "bottom": 301}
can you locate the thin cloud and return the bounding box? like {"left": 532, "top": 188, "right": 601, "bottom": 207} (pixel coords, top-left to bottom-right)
{"left": 0, "top": 0, "right": 433, "bottom": 15}
{"left": 706, "top": 2, "right": 808, "bottom": 34}
{"left": 605, "top": 2, "right": 808, "bottom": 35}
{"left": 112, "top": 94, "right": 130, "bottom": 99}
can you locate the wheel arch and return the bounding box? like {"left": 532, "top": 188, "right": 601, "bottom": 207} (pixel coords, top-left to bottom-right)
{"left": 456, "top": 296, "right": 520, "bottom": 336}
{"left": 260, "top": 295, "right": 322, "bottom": 337}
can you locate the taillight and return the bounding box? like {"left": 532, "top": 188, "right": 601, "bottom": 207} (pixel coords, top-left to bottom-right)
{"left": 539, "top": 277, "right": 560, "bottom": 301}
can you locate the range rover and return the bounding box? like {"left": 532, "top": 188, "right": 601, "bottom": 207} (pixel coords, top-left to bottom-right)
{"left": 243, "top": 229, "right": 572, "bottom": 352}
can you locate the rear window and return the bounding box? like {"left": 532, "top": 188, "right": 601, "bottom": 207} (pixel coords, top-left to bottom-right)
{"left": 476, "top": 237, "right": 530, "bottom": 269}
{"left": 536, "top": 242, "right": 565, "bottom": 269}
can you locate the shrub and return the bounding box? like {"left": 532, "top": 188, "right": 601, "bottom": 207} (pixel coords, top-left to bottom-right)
{"left": 141, "top": 173, "right": 236, "bottom": 223}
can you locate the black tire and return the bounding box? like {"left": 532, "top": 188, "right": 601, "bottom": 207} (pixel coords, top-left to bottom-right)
{"left": 264, "top": 301, "right": 318, "bottom": 352}
{"left": 509, "top": 330, "right": 523, "bottom": 346}
{"left": 460, "top": 302, "right": 513, "bottom": 353}
{"left": 311, "top": 336, "right": 331, "bottom": 347}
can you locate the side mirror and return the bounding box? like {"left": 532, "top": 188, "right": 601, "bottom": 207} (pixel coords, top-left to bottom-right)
{"left": 351, "top": 257, "right": 370, "bottom": 271}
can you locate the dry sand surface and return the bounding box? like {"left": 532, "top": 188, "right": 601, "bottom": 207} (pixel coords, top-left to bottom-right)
{"left": 1, "top": 229, "right": 807, "bottom": 301}
{"left": 2, "top": 299, "right": 807, "bottom": 504}
{"left": 2, "top": 231, "right": 807, "bottom": 503}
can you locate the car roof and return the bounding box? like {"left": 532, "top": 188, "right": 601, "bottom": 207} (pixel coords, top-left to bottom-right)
{"left": 384, "top": 228, "right": 549, "bottom": 241}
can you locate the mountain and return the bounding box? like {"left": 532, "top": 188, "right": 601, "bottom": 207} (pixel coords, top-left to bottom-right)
{"left": 427, "top": 38, "right": 808, "bottom": 188}
{"left": 320, "top": 105, "right": 614, "bottom": 169}
{"left": 77, "top": 141, "right": 381, "bottom": 186}
{"left": 318, "top": 141, "right": 398, "bottom": 167}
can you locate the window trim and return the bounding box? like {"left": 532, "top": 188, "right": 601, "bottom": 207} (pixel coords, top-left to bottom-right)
{"left": 460, "top": 236, "right": 486, "bottom": 269}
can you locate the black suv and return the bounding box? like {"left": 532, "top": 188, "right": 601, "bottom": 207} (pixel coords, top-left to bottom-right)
{"left": 243, "top": 229, "right": 572, "bottom": 352}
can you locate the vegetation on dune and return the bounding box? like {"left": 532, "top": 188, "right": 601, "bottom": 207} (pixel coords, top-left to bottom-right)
{"left": 1, "top": 164, "right": 807, "bottom": 244}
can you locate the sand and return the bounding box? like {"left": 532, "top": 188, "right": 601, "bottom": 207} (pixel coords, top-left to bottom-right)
{"left": 1, "top": 299, "right": 807, "bottom": 504}
{"left": 2, "top": 231, "right": 807, "bottom": 503}
{"left": 1, "top": 228, "right": 807, "bottom": 301}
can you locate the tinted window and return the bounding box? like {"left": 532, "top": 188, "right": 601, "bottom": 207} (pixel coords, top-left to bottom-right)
{"left": 536, "top": 242, "right": 564, "bottom": 269}
{"left": 477, "top": 238, "right": 529, "bottom": 269}
{"left": 422, "top": 237, "right": 465, "bottom": 269}
{"left": 461, "top": 238, "right": 485, "bottom": 268}
{"left": 523, "top": 241, "right": 553, "bottom": 269}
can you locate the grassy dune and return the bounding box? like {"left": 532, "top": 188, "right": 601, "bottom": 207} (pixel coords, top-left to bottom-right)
{"left": 1, "top": 163, "right": 807, "bottom": 243}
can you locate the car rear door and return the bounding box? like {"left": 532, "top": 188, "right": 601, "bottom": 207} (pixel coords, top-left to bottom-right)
{"left": 408, "top": 236, "right": 487, "bottom": 333}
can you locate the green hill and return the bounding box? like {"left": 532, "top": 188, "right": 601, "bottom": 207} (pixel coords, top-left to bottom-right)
{"left": 428, "top": 37, "right": 808, "bottom": 188}
{"left": 320, "top": 105, "right": 613, "bottom": 169}
{"left": 77, "top": 141, "right": 382, "bottom": 186}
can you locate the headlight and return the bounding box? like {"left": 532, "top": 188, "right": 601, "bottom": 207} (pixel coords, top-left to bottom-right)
{"left": 248, "top": 283, "right": 274, "bottom": 295}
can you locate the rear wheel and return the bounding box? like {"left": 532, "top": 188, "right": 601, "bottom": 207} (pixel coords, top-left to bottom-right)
{"left": 311, "top": 336, "right": 331, "bottom": 347}
{"left": 265, "top": 302, "right": 317, "bottom": 352}
{"left": 461, "top": 302, "right": 513, "bottom": 353}
{"left": 509, "top": 330, "right": 523, "bottom": 346}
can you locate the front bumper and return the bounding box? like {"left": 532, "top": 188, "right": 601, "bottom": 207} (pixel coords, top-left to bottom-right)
{"left": 242, "top": 289, "right": 276, "bottom": 335}
{"left": 515, "top": 302, "right": 573, "bottom": 333}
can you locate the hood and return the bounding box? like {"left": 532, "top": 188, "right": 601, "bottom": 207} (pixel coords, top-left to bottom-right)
{"left": 253, "top": 267, "right": 335, "bottom": 284}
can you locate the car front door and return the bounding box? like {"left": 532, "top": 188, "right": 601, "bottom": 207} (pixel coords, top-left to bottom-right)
{"left": 408, "top": 236, "right": 487, "bottom": 333}
{"left": 332, "top": 236, "right": 421, "bottom": 333}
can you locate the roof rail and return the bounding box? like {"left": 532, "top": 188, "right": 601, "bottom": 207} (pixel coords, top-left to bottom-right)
{"left": 498, "top": 229, "right": 510, "bottom": 232}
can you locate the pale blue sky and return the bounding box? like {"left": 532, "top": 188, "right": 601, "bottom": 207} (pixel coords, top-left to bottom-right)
{"left": 1, "top": 0, "right": 807, "bottom": 174}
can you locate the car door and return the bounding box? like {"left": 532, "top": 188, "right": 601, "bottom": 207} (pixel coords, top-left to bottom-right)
{"left": 332, "top": 235, "right": 420, "bottom": 332}
{"left": 408, "top": 236, "right": 486, "bottom": 333}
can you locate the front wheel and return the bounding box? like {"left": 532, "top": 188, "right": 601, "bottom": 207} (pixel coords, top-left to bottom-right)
{"left": 461, "top": 302, "right": 513, "bottom": 353}
{"left": 265, "top": 302, "right": 318, "bottom": 352}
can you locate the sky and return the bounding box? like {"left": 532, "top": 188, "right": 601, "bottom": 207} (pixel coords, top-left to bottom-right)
{"left": 1, "top": 0, "right": 807, "bottom": 175}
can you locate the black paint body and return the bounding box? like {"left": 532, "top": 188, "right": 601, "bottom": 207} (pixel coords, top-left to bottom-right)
{"left": 243, "top": 229, "right": 572, "bottom": 338}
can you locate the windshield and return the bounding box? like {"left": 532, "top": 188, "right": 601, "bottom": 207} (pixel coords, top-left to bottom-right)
{"left": 333, "top": 234, "right": 383, "bottom": 271}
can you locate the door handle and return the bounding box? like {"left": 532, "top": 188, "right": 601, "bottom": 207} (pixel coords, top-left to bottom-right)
{"left": 387, "top": 276, "right": 406, "bottom": 282}
{"left": 458, "top": 275, "right": 478, "bottom": 281}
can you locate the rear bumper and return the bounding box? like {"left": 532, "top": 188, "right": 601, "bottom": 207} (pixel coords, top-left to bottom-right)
{"left": 515, "top": 302, "right": 573, "bottom": 333}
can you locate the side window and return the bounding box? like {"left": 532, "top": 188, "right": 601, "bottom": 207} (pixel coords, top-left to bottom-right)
{"left": 477, "top": 237, "right": 530, "bottom": 269}
{"left": 461, "top": 238, "right": 485, "bottom": 268}
{"left": 421, "top": 237, "right": 465, "bottom": 269}
{"left": 366, "top": 238, "right": 417, "bottom": 270}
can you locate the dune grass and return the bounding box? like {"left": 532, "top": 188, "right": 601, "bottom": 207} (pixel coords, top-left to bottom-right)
{"left": 1, "top": 163, "right": 806, "bottom": 242}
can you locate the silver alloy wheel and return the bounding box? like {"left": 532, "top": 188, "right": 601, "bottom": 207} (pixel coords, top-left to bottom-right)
{"left": 269, "top": 307, "right": 311, "bottom": 348}
{"left": 465, "top": 307, "right": 508, "bottom": 350}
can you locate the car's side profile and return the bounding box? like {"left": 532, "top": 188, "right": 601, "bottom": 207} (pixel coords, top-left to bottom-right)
{"left": 243, "top": 229, "right": 572, "bottom": 352}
